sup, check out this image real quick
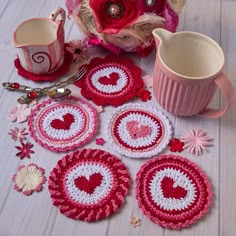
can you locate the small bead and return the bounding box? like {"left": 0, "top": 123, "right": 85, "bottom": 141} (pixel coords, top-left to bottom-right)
{"left": 27, "top": 91, "right": 37, "bottom": 99}
{"left": 11, "top": 83, "right": 20, "bottom": 89}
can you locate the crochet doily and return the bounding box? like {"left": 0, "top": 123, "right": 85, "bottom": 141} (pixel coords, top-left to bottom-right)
{"left": 48, "top": 149, "right": 130, "bottom": 221}
{"left": 105, "top": 103, "right": 172, "bottom": 158}
{"left": 75, "top": 54, "right": 144, "bottom": 106}
{"left": 28, "top": 96, "right": 98, "bottom": 152}
{"left": 14, "top": 46, "right": 73, "bottom": 82}
{"left": 136, "top": 154, "right": 212, "bottom": 229}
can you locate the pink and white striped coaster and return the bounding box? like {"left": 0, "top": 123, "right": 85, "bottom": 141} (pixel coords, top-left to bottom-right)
{"left": 136, "top": 154, "right": 212, "bottom": 229}
{"left": 105, "top": 103, "right": 172, "bottom": 158}
{"left": 28, "top": 96, "right": 98, "bottom": 152}
{"left": 48, "top": 149, "right": 130, "bottom": 221}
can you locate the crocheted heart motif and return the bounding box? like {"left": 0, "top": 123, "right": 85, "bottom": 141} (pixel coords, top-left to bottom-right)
{"left": 126, "top": 120, "right": 152, "bottom": 139}
{"left": 74, "top": 173, "right": 103, "bottom": 194}
{"left": 161, "top": 177, "right": 187, "bottom": 199}
{"left": 50, "top": 113, "right": 75, "bottom": 130}
{"left": 98, "top": 72, "right": 119, "bottom": 85}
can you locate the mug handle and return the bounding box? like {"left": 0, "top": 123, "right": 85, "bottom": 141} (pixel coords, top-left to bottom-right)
{"left": 199, "top": 73, "right": 235, "bottom": 118}
{"left": 49, "top": 7, "right": 66, "bottom": 26}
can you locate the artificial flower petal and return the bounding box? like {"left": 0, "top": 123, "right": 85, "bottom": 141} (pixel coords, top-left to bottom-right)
{"left": 66, "top": 39, "right": 88, "bottom": 62}
{"left": 15, "top": 141, "right": 35, "bottom": 159}
{"left": 12, "top": 164, "right": 46, "bottom": 195}
{"left": 8, "top": 127, "right": 29, "bottom": 141}
{"left": 168, "top": 138, "right": 184, "bottom": 152}
{"left": 8, "top": 104, "right": 31, "bottom": 123}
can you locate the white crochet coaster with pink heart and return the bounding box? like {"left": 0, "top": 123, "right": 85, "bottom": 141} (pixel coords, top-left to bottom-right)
{"left": 28, "top": 96, "right": 98, "bottom": 152}
{"left": 105, "top": 103, "right": 172, "bottom": 158}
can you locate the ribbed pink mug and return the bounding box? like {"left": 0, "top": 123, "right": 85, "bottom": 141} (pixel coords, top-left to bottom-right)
{"left": 13, "top": 7, "right": 65, "bottom": 75}
{"left": 152, "top": 28, "right": 235, "bottom": 118}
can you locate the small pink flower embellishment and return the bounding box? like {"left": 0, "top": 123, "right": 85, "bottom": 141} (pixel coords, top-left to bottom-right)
{"left": 96, "top": 106, "right": 104, "bottom": 113}
{"left": 142, "top": 75, "right": 153, "bottom": 89}
{"left": 96, "top": 138, "right": 105, "bottom": 145}
{"left": 130, "top": 216, "right": 141, "bottom": 228}
{"left": 15, "top": 141, "right": 35, "bottom": 159}
{"left": 181, "top": 128, "right": 213, "bottom": 156}
{"left": 8, "top": 127, "right": 29, "bottom": 141}
{"left": 8, "top": 104, "right": 31, "bottom": 123}
{"left": 12, "top": 163, "right": 46, "bottom": 196}
{"left": 66, "top": 39, "right": 88, "bottom": 62}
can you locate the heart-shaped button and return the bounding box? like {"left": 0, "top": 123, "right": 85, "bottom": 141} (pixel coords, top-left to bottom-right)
{"left": 98, "top": 72, "right": 119, "bottom": 85}
{"left": 74, "top": 173, "right": 103, "bottom": 194}
{"left": 126, "top": 120, "right": 152, "bottom": 139}
{"left": 50, "top": 113, "right": 75, "bottom": 130}
{"left": 161, "top": 177, "right": 187, "bottom": 199}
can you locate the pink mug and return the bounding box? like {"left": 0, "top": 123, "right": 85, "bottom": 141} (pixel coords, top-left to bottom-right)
{"left": 152, "top": 28, "right": 235, "bottom": 118}
{"left": 13, "top": 7, "right": 66, "bottom": 75}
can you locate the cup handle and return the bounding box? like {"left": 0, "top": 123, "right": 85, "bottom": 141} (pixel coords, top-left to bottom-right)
{"left": 49, "top": 7, "right": 66, "bottom": 26}
{"left": 199, "top": 73, "right": 235, "bottom": 118}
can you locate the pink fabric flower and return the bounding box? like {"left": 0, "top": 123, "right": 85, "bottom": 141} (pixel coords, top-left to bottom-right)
{"left": 12, "top": 163, "right": 46, "bottom": 196}
{"left": 96, "top": 138, "right": 105, "bottom": 145}
{"left": 8, "top": 127, "right": 28, "bottom": 141}
{"left": 142, "top": 75, "right": 153, "bottom": 89}
{"left": 8, "top": 104, "right": 31, "bottom": 123}
{"left": 89, "top": 0, "right": 142, "bottom": 34}
{"left": 15, "top": 141, "right": 35, "bottom": 159}
{"left": 181, "top": 129, "right": 213, "bottom": 156}
{"left": 66, "top": 40, "right": 88, "bottom": 62}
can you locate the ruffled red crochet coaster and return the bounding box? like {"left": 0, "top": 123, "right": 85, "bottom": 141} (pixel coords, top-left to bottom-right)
{"left": 48, "top": 149, "right": 130, "bottom": 221}
{"left": 28, "top": 96, "right": 98, "bottom": 152}
{"left": 136, "top": 154, "right": 212, "bottom": 229}
{"left": 14, "top": 46, "right": 73, "bottom": 82}
{"left": 75, "top": 54, "right": 145, "bottom": 106}
{"left": 105, "top": 103, "right": 172, "bottom": 158}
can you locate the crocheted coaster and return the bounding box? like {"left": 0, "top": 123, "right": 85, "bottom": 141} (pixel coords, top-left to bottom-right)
{"left": 48, "top": 149, "right": 130, "bottom": 221}
{"left": 28, "top": 96, "right": 98, "bottom": 152}
{"left": 136, "top": 154, "right": 212, "bottom": 229}
{"left": 14, "top": 46, "right": 73, "bottom": 82}
{"left": 105, "top": 103, "right": 172, "bottom": 158}
{"left": 75, "top": 54, "right": 144, "bottom": 106}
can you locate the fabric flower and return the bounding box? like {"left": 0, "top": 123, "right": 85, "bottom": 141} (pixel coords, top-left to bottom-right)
{"left": 142, "top": 75, "right": 153, "bottom": 89}
{"left": 66, "top": 39, "right": 88, "bottom": 62}
{"left": 168, "top": 138, "right": 184, "bottom": 152}
{"left": 12, "top": 163, "right": 46, "bottom": 195}
{"left": 89, "top": 0, "right": 142, "bottom": 34}
{"left": 130, "top": 216, "right": 141, "bottom": 228}
{"left": 181, "top": 129, "right": 213, "bottom": 156}
{"left": 15, "top": 141, "right": 35, "bottom": 159}
{"left": 8, "top": 127, "right": 28, "bottom": 141}
{"left": 8, "top": 104, "right": 31, "bottom": 123}
{"left": 137, "top": 88, "right": 152, "bottom": 102}
{"left": 96, "top": 106, "right": 104, "bottom": 113}
{"left": 96, "top": 138, "right": 105, "bottom": 145}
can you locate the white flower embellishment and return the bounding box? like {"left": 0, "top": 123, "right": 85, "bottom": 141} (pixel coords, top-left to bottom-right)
{"left": 181, "top": 129, "right": 213, "bottom": 156}
{"left": 12, "top": 164, "right": 46, "bottom": 195}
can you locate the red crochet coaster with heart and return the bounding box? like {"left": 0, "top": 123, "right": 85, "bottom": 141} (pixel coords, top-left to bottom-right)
{"left": 28, "top": 96, "right": 98, "bottom": 152}
{"left": 48, "top": 149, "right": 130, "bottom": 221}
{"left": 75, "top": 54, "right": 144, "bottom": 106}
{"left": 136, "top": 154, "right": 212, "bottom": 229}
{"left": 105, "top": 103, "right": 172, "bottom": 158}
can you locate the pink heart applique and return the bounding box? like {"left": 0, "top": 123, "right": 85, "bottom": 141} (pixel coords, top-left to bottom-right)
{"left": 98, "top": 72, "right": 119, "bottom": 85}
{"left": 50, "top": 113, "right": 75, "bottom": 130}
{"left": 161, "top": 177, "right": 187, "bottom": 199}
{"left": 126, "top": 121, "right": 152, "bottom": 139}
{"left": 74, "top": 173, "right": 103, "bottom": 194}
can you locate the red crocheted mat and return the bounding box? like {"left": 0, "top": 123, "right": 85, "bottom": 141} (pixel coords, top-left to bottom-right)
{"left": 75, "top": 54, "right": 144, "bottom": 106}
{"left": 28, "top": 96, "right": 98, "bottom": 152}
{"left": 136, "top": 154, "right": 212, "bottom": 229}
{"left": 48, "top": 149, "right": 130, "bottom": 221}
{"left": 14, "top": 45, "right": 73, "bottom": 82}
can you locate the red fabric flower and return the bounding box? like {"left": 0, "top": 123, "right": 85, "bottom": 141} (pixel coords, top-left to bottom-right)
{"left": 15, "top": 141, "right": 35, "bottom": 159}
{"left": 137, "top": 88, "right": 152, "bottom": 102}
{"left": 168, "top": 138, "right": 184, "bottom": 152}
{"left": 89, "top": 0, "right": 141, "bottom": 34}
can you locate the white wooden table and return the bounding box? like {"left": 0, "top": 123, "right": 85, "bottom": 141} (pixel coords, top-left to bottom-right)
{"left": 0, "top": 0, "right": 236, "bottom": 235}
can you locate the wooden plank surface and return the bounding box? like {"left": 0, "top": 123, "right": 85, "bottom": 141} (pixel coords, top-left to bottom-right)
{"left": 0, "top": 0, "right": 236, "bottom": 235}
